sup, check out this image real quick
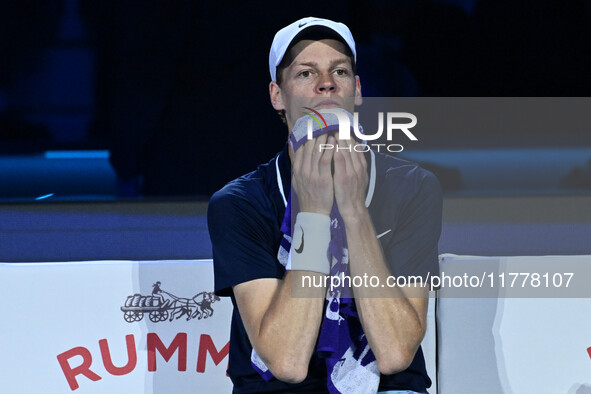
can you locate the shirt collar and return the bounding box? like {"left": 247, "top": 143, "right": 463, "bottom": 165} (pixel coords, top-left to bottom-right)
{"left": 275, "top": 143, "right": 291, "bottom": 208}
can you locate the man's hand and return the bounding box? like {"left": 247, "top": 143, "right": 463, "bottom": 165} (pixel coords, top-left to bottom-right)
{"left": 291, "top": 133, "right": 336, "bottom": 215}
{"left": 333, "top": 135, "right": 369, "bottom": 220}
{"left": 331, "top": 136, "right": 427, "bottom": 374}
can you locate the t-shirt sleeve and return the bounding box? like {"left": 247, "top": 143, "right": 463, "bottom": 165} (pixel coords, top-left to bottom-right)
{"left": 208, "top": 185, "right": 284, "bottom": 297}
{"left": 383, "top": 169, "right": 442, "bottom": 282}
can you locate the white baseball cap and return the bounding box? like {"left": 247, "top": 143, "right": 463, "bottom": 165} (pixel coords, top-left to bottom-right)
{"left": 269, "top": 17, "right": 357, "bottom": 82}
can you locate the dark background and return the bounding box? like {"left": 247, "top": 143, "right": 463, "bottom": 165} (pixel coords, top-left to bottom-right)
{"left": 1, "top": 0, "right": 590, "bottom": 200}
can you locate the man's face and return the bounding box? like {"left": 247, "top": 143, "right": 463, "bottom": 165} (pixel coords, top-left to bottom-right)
{"left": 270, "top": 38, "right": 362, "bottom": 132}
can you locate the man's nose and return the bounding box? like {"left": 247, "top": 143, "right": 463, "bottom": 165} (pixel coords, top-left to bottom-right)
{"left": 315, "top": 73, "right": 337, "bottom": 94}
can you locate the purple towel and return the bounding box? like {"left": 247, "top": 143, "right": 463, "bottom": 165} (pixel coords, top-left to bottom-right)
{"left": 251, "top": 110, "right": 380, "bottom": 393}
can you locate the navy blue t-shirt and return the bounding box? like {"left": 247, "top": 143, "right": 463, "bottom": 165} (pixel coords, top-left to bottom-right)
{"left": 208, "top": 144, "right": 442, "bottom": 393}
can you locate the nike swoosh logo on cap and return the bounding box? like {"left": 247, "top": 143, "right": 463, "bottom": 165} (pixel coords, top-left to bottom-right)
{"left": 300, "top": 19, "right": 324, "bottom": 28}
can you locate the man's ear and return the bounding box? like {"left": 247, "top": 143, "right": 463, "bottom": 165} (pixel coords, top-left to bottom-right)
{"left": 354, "top": 75, "right": 363, "bottom": 106}
{"left": 269, "top": 81, "right": 285, "bottom": 110}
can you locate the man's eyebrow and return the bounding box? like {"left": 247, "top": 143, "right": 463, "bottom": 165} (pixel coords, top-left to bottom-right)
{"left": 294, "top": 61, "right": 318, "bottom": 68}
{"left": 293, "top": 58, "right": 352, "bottom": 68}
{"left": 329, "top": 58, "right": 352, "bottom": 68}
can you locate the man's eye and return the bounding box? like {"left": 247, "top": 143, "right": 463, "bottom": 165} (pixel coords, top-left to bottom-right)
{"left": 298, "top": 70, "right": 311, "bottom": 78}
{"left": 335, "top": 69, "right": 348, "bottom": 76}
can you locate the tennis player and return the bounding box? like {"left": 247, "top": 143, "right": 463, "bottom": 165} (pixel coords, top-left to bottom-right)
{"left": 208, "top": 17, "right": 442, "bottom": 393}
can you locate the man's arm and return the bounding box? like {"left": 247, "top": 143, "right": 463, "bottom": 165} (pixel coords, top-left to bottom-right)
{"left": 233, "top": 272, "right": 325, "bottom": 383}
{"left": 232, "top": 134, "right": 336, "bottom": 383}
{"left": 333, "top": 137, "right": 437, "bottom": 375}
{"left": 210, "top": 189, "right": 325, "bottom": 383}
{"left": 345, "top": 212, "right": 429, "bottom": 374}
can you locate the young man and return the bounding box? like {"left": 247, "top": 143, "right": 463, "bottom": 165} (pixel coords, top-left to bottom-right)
{"left": 208, "top": 17, "right": 442, "bottom": 393}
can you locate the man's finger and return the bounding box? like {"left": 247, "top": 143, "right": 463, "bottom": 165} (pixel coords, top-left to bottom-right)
{"left": 319, "top": 135, "right": 336, "bottom": 177}
{"left": 348, "top": 139, "right": 366, "bottom": 175}
{"left": 312, "top": 133, "right": 329, "bottom": 169}
{"left": 298, "top": 136, "right": 315, "bottom": 174}
{"left": 335, "top": 134, "right": 353, "bottom": 174}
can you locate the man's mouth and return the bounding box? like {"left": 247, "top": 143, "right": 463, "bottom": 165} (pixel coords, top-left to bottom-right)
{"left": 314, "top": 100, "right": 341, "bottom": 109}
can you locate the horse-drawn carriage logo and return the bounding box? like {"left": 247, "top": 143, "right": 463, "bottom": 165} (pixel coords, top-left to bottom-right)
{"left": 120, "top": 281, "right": 220, "bottom": 323}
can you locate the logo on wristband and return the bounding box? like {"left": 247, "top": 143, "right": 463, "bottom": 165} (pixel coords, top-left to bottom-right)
{"left": 295, "top": 226, "right": 305, "bottom": 254}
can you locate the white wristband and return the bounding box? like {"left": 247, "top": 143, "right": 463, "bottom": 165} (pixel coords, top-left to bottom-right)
{"left": 287, "top": 212, "right": 331, "bottom": 275}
